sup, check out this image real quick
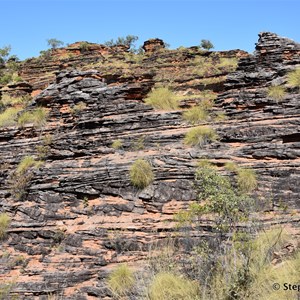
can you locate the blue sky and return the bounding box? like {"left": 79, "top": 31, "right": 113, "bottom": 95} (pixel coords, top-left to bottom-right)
{"left": 1, "top": 0, "right": 299, "bottom": 60}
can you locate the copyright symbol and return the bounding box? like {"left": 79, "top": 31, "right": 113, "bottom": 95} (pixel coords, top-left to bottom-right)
{"left": 273, "top": 283, "right": 280, "bottom": 290}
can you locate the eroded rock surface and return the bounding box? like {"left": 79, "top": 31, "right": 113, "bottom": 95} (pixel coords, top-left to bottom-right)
{"left": 0, "top": 32, "right": 299, "bottom": 299}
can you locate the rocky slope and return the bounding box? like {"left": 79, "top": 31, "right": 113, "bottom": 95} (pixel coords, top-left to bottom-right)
{"left": 0, "top": 32, "right": 299, "bottom": 299}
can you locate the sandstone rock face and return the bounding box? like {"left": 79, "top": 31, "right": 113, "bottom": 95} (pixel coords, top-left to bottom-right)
{"left": 142, "top": 38, "right": 165, "bottom": 53}
{"left": 0, "top": 32, "right": 299, "bottom": 299}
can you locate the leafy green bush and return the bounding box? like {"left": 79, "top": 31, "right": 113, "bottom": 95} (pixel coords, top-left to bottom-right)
{"left": 0, "top": 73, "right": 13, "bottom": 85}
{"left": 0, "top": 213, "right": 10, "bottom": 240}
{"left": 18, "top": 107, "right": 48, "bottom": 128}
{"left": 0, "top": 45, "right": 12, "bottom": 63}
{"left": 194, "top": 166, "right": 249, "bottom": 230}
{"left": 200, "top": 39, "right": 214, "bottom": 50}
{"left": 0, "top": 107, "right": 21, "bottom": 127}
{"left": 107, "top": 264, "right": 135, "bottom": 296}
{"left": 145, "top": 87, "right": 179, "bottom": 110}
{"left": 237, "top": 168, "right": 257, "bottom": 194}
{"left": 267, "top": 85, "right": 286, "bottom": 101}
{"left": 184, "top": 126, "right": 218, "bottom": 147}
{"left": 287, "top": 67, "right": 300, "bottom": 88}
{"left": 47, "top": 38, "right": 64, "bottom": 49}
{"left": 129, "top": 159, "right": 154, "bottom": 188}
{"left": 104, "top": 35, "right": 139, "bottom": 52}
{"left": 16, "top": 156, "right": 42, "bottom": 174}
{"left": 148, "top": 272, "right": 199, "bottom": 300}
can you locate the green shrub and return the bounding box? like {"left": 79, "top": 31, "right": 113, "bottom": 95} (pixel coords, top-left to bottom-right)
{"left": 237, "top": 168, "right": 257, "bottom": 194}
{"left": 197, "top": 159, "right": 215, "bottom": 169}
{"left": 184, "top": 126, "right": 218, "bottom": 147}
{"left": 111, "top": 139, "right": 123, "bottom": 150}
{"left": 108, "top": 264, "right": 135, "bottom": 296}
{"left": 0, "top": 213, "right": 10, "bottom": 240}
{"left": 200, "top": 39, "right": 214, "bottom": 50}
{"left": 144, "top": 87, "right": 179, "bottom": 110}
{"left": 148, "top": 272, "right": 199, "bottom": 300}
{"left": 47, "top": 38, "right": 64, "bottom": 49}
{"left": 16, "top": 156, "right": 42, "bottom": 174}
{"left": 79, "top": 42, "right": 90, "bottom": 53}
{"left": 18, "top": 107, "right": 48, "bottom": 128}
{"left": 287, "top": 67, "right": 300, "bottom": 88}
{"left": 182, "top": 106, "right": 208, "bottom": 124}
{"left": 129, "top": 159, "right": 154, "bottom": 188}
{"left": 0, "top": 73, "right": 13, "bottom": 85}
{"left": 267, "top": 85, "right": 286, "bottom": 101}
{"left": 0, "top": 107, "right": 21, "bottom": 127}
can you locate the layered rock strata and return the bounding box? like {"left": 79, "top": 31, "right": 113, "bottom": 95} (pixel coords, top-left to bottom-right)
{"left": 0, "top": 32, "right": 299, "bottom": 299}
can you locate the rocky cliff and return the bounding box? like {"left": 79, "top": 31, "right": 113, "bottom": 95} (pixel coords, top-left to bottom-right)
{"left": 0, "top": 33, "right": 299, "bottom": 299}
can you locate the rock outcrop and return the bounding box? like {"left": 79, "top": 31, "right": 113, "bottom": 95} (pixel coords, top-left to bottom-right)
{"left": 0, "top": 32, "right": 299, "bottom": 299}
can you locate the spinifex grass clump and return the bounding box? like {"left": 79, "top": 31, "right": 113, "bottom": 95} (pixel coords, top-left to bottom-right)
{"left": 18, "top": 107, "right": 48, "bottom": 128}
{"left": 148, "top": 272, "right": 200, "bottom": 300}
{"left": 111, "top": 139, "right": 123, "bottom": 150}
{"left": 145, "top": 87, "right": 179, "bottom": 110}
{"left": 16, "top": 156, "right": 42, "bottom": 174}
{"left": 129, "top": 158, "right": 154, "bottom": 188}
{"left": 184, "top": 126, "right": 218, "bottom": 147}
{"left": 237, "top": 168, "right": 257, "bottom": 194}
{"left": 287, "top": 67, "right": 300, "bottom": 88}
{"left": 0, "top": 213, "right": 10, "bottom": 240}
{"left": 0, "top": 107, "right": 22, "bottom": 127}
{"left": 267, "top": 85, "right": 286, "bottom": 101}
{"left": 182, "top": 106, "right": 208, "bottom": 124}
{"left": 108, "top": 264, "right": 135, "bottom": 297}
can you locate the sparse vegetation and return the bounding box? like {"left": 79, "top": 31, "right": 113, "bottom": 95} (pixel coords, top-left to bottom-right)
{"left": 47, "top": 38, "right": 64, "bottom": 49}
{"left": 237, "top": 168, "right": 257, "bottom": 194}
{"left": 16, "top": 156, "right": 42, "bottom": 175}
{"left": 0, "top": 213, "right": 10, "bottom": 240}
{"left": 18, "top": 107, "right": 48, "bottom": 128}
{"left": 144, "top": 87, "right": 179, "bottom": 110}
{"left": 129, "top": 158, "right": 154, "bottom": 188}
{"left": 217, "top": 57, "right": 238, "bottom": 72}
{"left": 0, "top": 45, "right": 12, "bottom": 63}
{"left": 104, "top": 35, "right": 139, "bottom": 52}
{"left": 224, "top": 161, "right": 239, "bottom": 172}
{"left": 111, "top": 139, "right": 123, "bottom": 150}
{"left": 287, "top": 67, "right": 300, "bottom": 88}
{"left": 79, "top": 42, "right": 90, "bottom": 53}
{"left": 200, "top": 39, "right": 214, "bottom": 50}
{"left": 182, "top": 106, "right": 208, "bottom": 124}
{"left": 42, "top": 133, "right": 53, "bottom": 146}
{"left": 108, "top": 264, "right": 135, "bottom": 297}
{"left": 184, "top": 126, "right": 218, "bottom": 147}
{"left": 71, "top": 101, "right": 87, "bottom": 114}
{"left": 0, "top": 281, "right": 15, "bottom": 300}
{"left": 132, "top": 135, "right": 145, "bottom": 150}
{"left": 267, "top": 85, "right": 286, "bottom": 101}
{"left": 0, "top": 107, "right": 22, "bottom": 127}
{"left": 148, "top": 272, "right": 199, "bottom": 300}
